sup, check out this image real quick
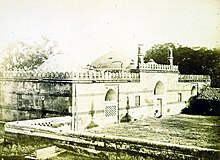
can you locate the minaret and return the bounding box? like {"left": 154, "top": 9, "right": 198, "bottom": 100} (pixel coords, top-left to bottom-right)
{"left": 167, "top": 47, "right": 174, "bottom": 66}
{"left": 137, "top": 44, "right": 144, "bottom": 68}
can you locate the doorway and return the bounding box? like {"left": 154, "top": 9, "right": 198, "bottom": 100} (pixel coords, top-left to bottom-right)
{"left": 156, "top": 98, "right": 162, "bottom": 116}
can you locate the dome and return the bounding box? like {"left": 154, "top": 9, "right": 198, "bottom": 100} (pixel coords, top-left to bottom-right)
{"left": 37, "top": 53, "right": 83, "bottom": 72}
{"left": 91, "top": 51, "right": 133, "bottom": 69}
{"left": 146, "top": 59, "right": 157, "bottom": 65}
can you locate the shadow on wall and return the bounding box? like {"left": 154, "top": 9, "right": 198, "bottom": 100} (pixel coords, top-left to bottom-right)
{"left": 181, "top": 96, "right": 220, "bottom": 116}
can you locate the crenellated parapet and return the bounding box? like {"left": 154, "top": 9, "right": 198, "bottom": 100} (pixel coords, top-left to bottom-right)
{"left": 0, "top": 70, "right": 140, "bottom": 83}
{"left": 0, "top": 71, "right": 71, "bottom": 80}
{"left": 139, "top": 63, "right": 179, "bottom": 73}
{"left": 178, "top": 74, "right": 211, "bottom": 83}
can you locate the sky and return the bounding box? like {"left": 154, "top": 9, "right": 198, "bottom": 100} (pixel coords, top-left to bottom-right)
{"left": 0, "top": 0, "right": 219, "bottom": 65}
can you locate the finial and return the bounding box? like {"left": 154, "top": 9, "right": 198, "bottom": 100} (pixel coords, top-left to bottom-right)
{"left": 167, "top": 47, "right": 174, "bottom": 66}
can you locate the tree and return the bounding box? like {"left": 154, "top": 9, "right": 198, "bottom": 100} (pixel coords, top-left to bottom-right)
{"left": 0, "top": 37, "right": 59, "bottom": 71}
{"left": 144, "top": 43, "right": 220, "bottom": 87}
{"left": 144, "top": 43, "right": 178, "bottom": 64}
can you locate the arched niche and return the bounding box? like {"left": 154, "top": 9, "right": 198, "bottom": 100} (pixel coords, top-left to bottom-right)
{"left": 191, "top": 86, "right": 197, "bottom": 96}
{"left": 154, "top": 81, "right": 165, "bottom": 95}
{"left": 105, "top": 89, "right": 116, "bottom": 101}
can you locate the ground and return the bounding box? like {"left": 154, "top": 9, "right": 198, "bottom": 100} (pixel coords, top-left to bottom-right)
{"left": 88, "top": 114, "right": 220, "bottom": 149}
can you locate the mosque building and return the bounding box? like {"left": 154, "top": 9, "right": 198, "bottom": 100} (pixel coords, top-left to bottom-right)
{"left": 0, "top": 45, "right": 210, "bottom": 130}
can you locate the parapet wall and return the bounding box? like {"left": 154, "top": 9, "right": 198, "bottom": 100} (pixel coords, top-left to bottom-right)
{"left": 178, "top": 74, "right": 211, "bottom": 82}
{"left": 0, "top": 70, "right": 211, "bottom": 84}
{"left": 139, "top": 63, "right": 179, "bottom": 73}
{"left": 0, "top": 70, "right": 140, "bottom": 82}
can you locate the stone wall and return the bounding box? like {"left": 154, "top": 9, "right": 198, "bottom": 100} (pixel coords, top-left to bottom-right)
{"left": 0, "top": 79, "right": 72, "bottom": 121}
{"left": 0, "top": 69, "right": 210, "bottom": 128}
{"left": 4, "top": 122, "right": 219, "bottom": 159}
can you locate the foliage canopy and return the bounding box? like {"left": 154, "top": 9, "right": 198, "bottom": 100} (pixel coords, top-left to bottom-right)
{"left": 144, "top": 43, "right": 220, "bottom": 87}
{"left": 0, "top": 37, "right": 59, "bottom": 71}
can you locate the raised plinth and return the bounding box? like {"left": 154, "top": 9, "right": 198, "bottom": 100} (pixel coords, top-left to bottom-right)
{"left": 5, "top": 117, "right": 220, "bottom": 160}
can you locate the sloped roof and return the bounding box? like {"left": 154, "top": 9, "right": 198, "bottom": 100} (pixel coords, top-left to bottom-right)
{"left": 91, "top": 51, "right": 133, "bottom": 69}
{"left": 37, "top": 53, "right": 82, "bottom": 72}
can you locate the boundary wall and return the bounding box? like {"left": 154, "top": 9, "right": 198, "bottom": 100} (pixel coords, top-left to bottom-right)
{"left": 4, "top": 119, "right": 219, "bottom": 160}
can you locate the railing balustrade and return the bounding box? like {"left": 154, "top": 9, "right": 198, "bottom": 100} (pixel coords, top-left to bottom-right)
{"left": 0, "top": 70, "right": 140, "bottom": 82}
{"left": 0, "top": 70, "right": 210, "bottom": 83}
{"left": 178, "top": 74, "right": 211, "bottom": 82}
{"left": 140, "top": 63, "right": 178, "bottom": 72}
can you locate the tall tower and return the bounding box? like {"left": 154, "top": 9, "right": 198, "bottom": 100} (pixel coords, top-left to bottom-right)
{"left": 167, "top": 47, "right": 174, "bottom": 66}
{"left": 137, "top": 44, "right": 144, "bottom": 68}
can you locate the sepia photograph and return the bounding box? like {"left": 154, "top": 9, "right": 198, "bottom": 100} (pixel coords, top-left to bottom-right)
{"left": 0, "top": 0, "right": 219, "bottom": 159}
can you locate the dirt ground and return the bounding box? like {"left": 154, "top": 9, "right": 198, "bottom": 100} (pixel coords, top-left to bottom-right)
{"left": 88, "top": 114, "right": 220, "bottom": 149}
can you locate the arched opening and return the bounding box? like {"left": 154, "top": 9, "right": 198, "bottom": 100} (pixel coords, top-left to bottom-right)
{"left": 191, "top": 86, "right": 197, "bottom": 96}
{"left": 154, "top": 81, "right": 165, "bottom": 95}
{"left": 154, "top": 81, "right": 165, "bottom": 118}
{"left": 104, "top": 89, "right": 117, "bottom": 118}
{"left": 105, "top": 89, "right": 116, "bottom": 101}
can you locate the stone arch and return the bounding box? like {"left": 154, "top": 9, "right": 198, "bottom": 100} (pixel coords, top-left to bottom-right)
{"left": 191, "top": 86, "right": 197, "bottom": 96}
{"left": 153, "top": 81, "right": 165, "bottom": 117}
{"left": 154, "top": 81, "right": 165, "bottom": 95}
{"left": 105, "top": 89, "right": 116, "bottom": 101}
{"left": 104, "top": 89, "right": 117, "bottom": 120}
